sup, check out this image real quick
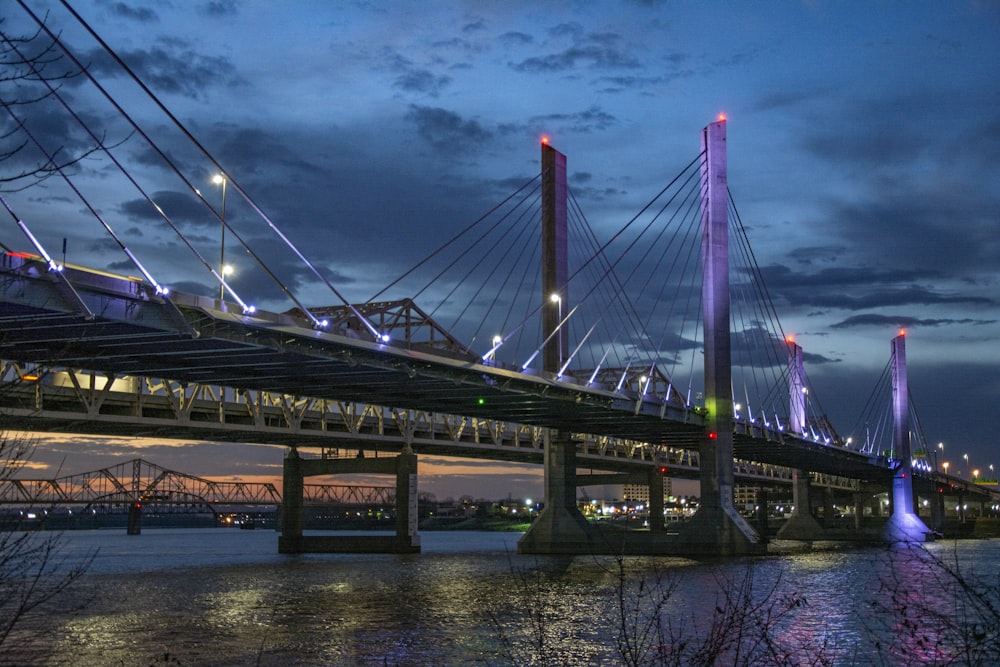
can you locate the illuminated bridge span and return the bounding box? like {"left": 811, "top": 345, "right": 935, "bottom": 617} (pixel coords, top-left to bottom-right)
{"left": 0, "top": 361, "right": 860, "bottom": 491}
{"left": 1, "top": 15, "right": 995, "bottom": 555}
{"left": 0, "top": 458, "right": 394, "bottom": 510}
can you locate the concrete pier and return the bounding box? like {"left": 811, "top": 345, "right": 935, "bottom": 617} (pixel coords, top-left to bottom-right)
{"left": 776, "top": 471, "right": 824, "bottom": 540}
{"left": 517, "top": 429, "right": 601, "bottom": 553}
{"left": 776, "top": 340, "right": 824, "bottom": 540}
{"left": 279, "top": 447, "right": 420, "bottom": 554}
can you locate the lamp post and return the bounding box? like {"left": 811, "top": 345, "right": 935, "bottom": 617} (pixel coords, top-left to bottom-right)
{"left": 550, "top": 293, "right": 562, "bottom": 370}
{"left": 213, "top": 174, "right": 228, "bottom": 300}
{"left": 937, "top": 442, "right": 944, "bottom": 472}
{"left": 963, "top": 453, "right": 969, "bottom": 478}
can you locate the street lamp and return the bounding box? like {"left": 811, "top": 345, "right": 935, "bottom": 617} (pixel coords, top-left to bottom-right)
{"left": 550, "top": 293, "right": 562, "bottom": 368}
{"left": 212, "top": 173, "right": 228, "bottom": 300}
{"left": 937, "top": 442, "right": 944, "bottom": 472}
{"left": 943, "top": 461, "right": 950, "bottom": 475}
{"left": 963, "top": 453, "right": 969, "bottom": 477}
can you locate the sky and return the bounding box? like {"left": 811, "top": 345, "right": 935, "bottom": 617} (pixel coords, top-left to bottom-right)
{"left": 2, "top": 0, "right": 1000, "bottom": 500}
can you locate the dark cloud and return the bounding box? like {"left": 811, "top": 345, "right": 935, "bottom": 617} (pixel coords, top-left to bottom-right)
{"left": 103, "top": 1, "right": 158, "bottom": 22}
{"left": 120, "top": 189, "right": 208, "bottom": 226}
{"left": 202, "top": 1, "right": 239, "bottom": 18}
{"left": 511, "top": 44, "right": 641, "bottom": 72}
{"left": 499, "top": 31, "right": 533, "bottom": 46}
{"left": 496, "top": 106, "right": 619, "bottom": 137}
{"left": 509, "top": 26, "right": 640, "bottom": 72}
{"left": 756, "top": 265, "right": 994, "bottom": 311}
{"left": 830, "top": 314, "right": 996, "bottom": 329}
{"left": 406, "top": 105, "right": 493, "bottom": 151}
{"left": 81, "top": 42, "right": 244, "bottom": 99}
{"left": 462, "top": 20, "right": 487, "bottom": 34}
{"left": 530, "top": 107, "right": 617, "bottom": 133}
{"left": 394, "top": 68, "right": 452, "bottom": 96}
{"left": 385, "top": 49, "right": 453, "bottom": 96}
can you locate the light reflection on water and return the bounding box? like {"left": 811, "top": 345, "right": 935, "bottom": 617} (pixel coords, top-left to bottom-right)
{"left": 4, "top": 530, "right": 999, "bottom": 666}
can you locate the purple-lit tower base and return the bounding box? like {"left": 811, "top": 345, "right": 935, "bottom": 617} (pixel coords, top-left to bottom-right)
{"left": 881, "top": 333, "right": 932, "bottom": 543}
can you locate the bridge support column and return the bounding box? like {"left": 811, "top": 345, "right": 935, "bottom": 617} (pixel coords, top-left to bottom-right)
{"left": 679, "top": 118, "right": 761, "bottom": 555}
{"left": 929, "top": 491, "right": 945, "bottom": 532}
{"left": 518, "top": 429, "right": 600, "bottom": 554}
{"left": 279, "top": 447, "right": 304, "bottom": 551}
{"left": 822, "top": 488, "right": 836, "bottom": 526}
{"left": 126, "top": 502, "right": 142, "bottom": 536}
{"left": 648, "top": 468, "right": 665, "bottom": 533}
{"left": 854, "top": 493, "right": 866, "bottom": 531}
{"left": 776, "top": 471, "right": 824, "bottom": 540}
{"left": 394, "top": 451, "right": 421, "bottom": 551}
{"left": 883, "top": 332, "right": 931, "bottom": 542}
{"left": 279, "top": 448, "right": 420, "bottom": 554}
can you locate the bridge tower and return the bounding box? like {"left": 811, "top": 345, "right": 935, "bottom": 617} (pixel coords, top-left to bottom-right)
{"left": 541, "top": 139, "right": 568, "bottom": 375}
{"left": 883, "top": 331, "right": 931, "bottom": 541}
{"left": 680, "top": 118, "right": 761, "bottom": 554}
{"left": 518, "top": 140, "right": 600, "bottom": 554}
{"left": 776, "top": 339, "right": 824, "bottom": 540}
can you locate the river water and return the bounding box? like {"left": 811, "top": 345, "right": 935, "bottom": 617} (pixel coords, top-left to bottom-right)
{"left": 3, "top": 529, "right": 999, "bottom": 666}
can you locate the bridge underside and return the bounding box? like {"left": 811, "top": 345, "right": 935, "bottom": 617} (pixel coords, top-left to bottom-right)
{"left": 0, "top": 257, "right": 887, "bottom": 482}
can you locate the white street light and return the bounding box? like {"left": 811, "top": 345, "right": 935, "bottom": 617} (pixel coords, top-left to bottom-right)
{"left": 550, "top": 293, "right": 562, "bottom": 369}
{"left": 213, "top": 174, "right": 228, "bottom": 300}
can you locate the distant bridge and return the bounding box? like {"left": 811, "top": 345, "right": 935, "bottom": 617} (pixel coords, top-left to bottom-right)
{"left": 0, "top": 458, "right": 394, "bottom": 511}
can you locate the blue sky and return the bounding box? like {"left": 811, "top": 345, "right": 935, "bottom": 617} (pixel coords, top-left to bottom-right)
{"left": 3, "top": 0, "right": 1000, "bottom": 498}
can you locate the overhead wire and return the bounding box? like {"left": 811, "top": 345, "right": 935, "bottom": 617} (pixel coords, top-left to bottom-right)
{"left": 35, "top": 0, "right": 381, "bottom": 333}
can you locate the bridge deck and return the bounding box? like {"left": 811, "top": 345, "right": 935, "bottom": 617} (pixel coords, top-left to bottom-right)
{"left": 0, "top": 255, "right": 887, "bottom": 480}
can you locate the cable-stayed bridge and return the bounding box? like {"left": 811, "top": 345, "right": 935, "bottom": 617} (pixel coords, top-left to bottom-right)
{"left": 0, "top": 6, "right": 995, "bottom": 554}
{"left": 1, "top": 124, "right": 991, "bottom": 555}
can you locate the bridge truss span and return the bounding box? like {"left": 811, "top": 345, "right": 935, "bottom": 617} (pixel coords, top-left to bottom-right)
{"left": 0, "top": 457, "right": 395, "bottom": 510}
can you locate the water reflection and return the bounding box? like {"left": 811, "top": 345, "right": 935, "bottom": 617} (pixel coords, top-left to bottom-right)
{"left": 5, "top": 531, "right": 998, "bottom": 666}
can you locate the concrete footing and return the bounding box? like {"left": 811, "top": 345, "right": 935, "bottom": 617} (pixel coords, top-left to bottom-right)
{"left": 518, "top": 431, "right": 601, "bottom": 554}
{"left": 882, "top": 511, "right": 933, "bottom": 543}
{"left": 776, "top": 470, "right": 825, "bottom": 541}
{"left": 279, "top": 447, "right": 420, "bottom": 554}
{"left": 679, "top": 504, "right": 764, "bottom": 556}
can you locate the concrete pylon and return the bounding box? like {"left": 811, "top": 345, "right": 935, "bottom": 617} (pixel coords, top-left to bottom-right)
{"left": 647, "top": 467, "right": 665, "bottom": 534}
{"left": 883, "top": 331, "right": 931, "bottom": 542}
{"left": 776, "top": 340, "right": 824, "bottom": 540}
{"left": 680, "top": 118, "right": 760, "bottom": 554}
{"left": 279, "top": 447, "right": 420, "bottom": 554}
{"left": 518, "top": 141, "right": 600, "bottom": 554}
{"left": 517, "top": 429, "right": 600, "bottom": 554}
{"left": 541, "top": 140, "right": 568, "bottom": 376}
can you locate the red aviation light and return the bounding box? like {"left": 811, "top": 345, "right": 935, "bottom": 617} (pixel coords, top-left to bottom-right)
{"left": 785, "top": 334, "right": 795, "bottom": 344}
{"left": 717, "top": 112, "right": 727, "bottom": 122}
{"left": 899, "top": 328, "right": 906, "bottom": 337}
{"left": 540, "top": 135, "right": 551, "bottom": 145}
